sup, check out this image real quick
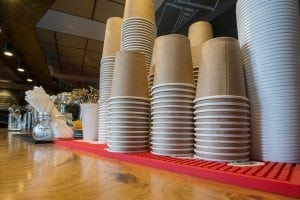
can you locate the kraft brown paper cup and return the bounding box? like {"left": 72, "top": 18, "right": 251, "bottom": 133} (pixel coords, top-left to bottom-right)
{"left": 150, "top": 36, "right": 163, "bottom": 74}
{"left": 102, "top": 17, "right": 122, "bottom": 57}
{"left": 123, "top": 0, "right": 155, "bottom": 22}
{"left": 154, "top": 34, "right": 194, "bottom": 85}
{"left": 111, "top": 50, "right": 149, "bottom": 98}
{"left": 196, "top": 37, "right": 246, "bottom": 98}
{"left": 188, "top": 21, "right": 213, "bottom": 66}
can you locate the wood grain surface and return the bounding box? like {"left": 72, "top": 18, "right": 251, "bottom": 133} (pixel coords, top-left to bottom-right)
{"left": 0, "top": 129, "right": 295, "bottom": 200}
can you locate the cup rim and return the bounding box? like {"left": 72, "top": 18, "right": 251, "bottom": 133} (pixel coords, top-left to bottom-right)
{"left": 194, "top": 102, "right": 249, "bottom": 108}
{"left": 194, "top": 155, "right": 249, "bottom": 162}
{"left": 195, "top": 133, "right": 250, "bottom": 137}
{"left": 152, "top": 126, "right": 194, "bottom": 130}
{"left": 151, "top": 83, "right": 196, "bottom": 90}
{"left": 195, "top": 139, "right": 250, "bottom": 143}
{"left": 109, "top": 130, "right": 149, "bottom": 133}
{"left": 194, "top": 115, "right": 250, "bottom": 119}
{"left": 195, "top": 127, "right": 250, "bottom": 131}
{"left": 151, "top": 132, "right": 194, "bottom": 135}
{"left": 151, "top": 88, "right": 196, "bottom": 95}
{"left": 194, "top": 121, "right": 250, "bottom": 125}
{"left": 109, "top": 96, "right": 150, "bottom": 101}
{"left": 151, "top": 142, "right": 194, "bottom": 146}
{"left": 194, "top": 95, "right": 249, "bottom": 102}
{"left": 151, "top": 136, "right": 194, "bottom": 140}
{"left": 151, "top": 121, "right": 194, "bottom": 124}
{"left": 151, "top": 147, "right": 194, "bottom": 151}
{"left": 109, "top": 135, "right": 149, "bottom": 139}
{"left": 151, "top": 151, "right": 193, "bottom": 157}
{"left": 194, "top": 149, "right": 250, "bottom": 156}
{"left": 194, "top": 144, "right": 250, "bottom": 150}
{"left": 194, "top": 109, "right": 249, "bottom": 114}
{"left": 108, "top": 101, "right": 150, "bottom": 106}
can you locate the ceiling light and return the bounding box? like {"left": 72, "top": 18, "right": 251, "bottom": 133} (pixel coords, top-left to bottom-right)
{"left": 17, "top": 68, "right": 25, "bottom": 72}
{"left": 3, "top": 42, "right": 14, "bottom": 57}
{"left": 17, "top": 61, "right": 26, "bottom": 72}
{"left": 26, "top": 78, "right": 33, "bottom": 82}
{"left": 4, "top": 51, "right": 13, "bottom": 56}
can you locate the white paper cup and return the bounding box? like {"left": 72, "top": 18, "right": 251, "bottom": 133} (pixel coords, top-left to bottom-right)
{"left": 80, "top": 103, "right": 98, "bottom": 141}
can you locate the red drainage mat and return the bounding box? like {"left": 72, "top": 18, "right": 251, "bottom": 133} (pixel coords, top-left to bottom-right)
{"left": 54, "top": 139, "right": 300, "bottom": 198}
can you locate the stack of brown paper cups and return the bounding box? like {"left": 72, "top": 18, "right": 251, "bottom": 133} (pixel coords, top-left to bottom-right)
{"left": 150, "top": 34, "right": 195, "bottom": 157}
{"left": 98, "top": 17, "right": 122, "bottom": 143}
{"left": 194, "top": 37, "right": 250, "bottom": 162}
{"left": 108, "top": 51, "right": 150, "bottom": 153}
{"left": 188, "top": 21, "right": 213, "bottom": 86}
{"left": 121, "top": 0, "right": 156, "bottom": 74}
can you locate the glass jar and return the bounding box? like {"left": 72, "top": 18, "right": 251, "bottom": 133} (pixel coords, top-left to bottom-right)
{"left": 32, "top": 112, "right": 54, "bottom": 140}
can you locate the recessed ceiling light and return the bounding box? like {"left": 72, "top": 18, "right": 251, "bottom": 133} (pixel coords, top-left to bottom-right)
{"left": 17, "top": 68, "right": 25, "bottom": 72}
{"left": 0, "top": 79, "right": 12, "bottom": 83}
{"left": 3, "top": 42, "right": 14, "bottom": 57}
{"left": 3, "top": 51, "right": 13, "bottom": 57}
{"left": 26, "top": 78, "right": 33, "bottom": 82}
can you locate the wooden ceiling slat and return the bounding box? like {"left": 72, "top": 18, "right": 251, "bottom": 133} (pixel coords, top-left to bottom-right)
{"left": 56, "top": 32, "right": 87, "bottom": 49}
{"left": 86, "top": 39, "right": 103, "bottom": 52}
{"left": 51, "top": 0, "right": 95, "bottom": 19}
{"left": 93, "top": 0, "right": 124, "bottom": 23}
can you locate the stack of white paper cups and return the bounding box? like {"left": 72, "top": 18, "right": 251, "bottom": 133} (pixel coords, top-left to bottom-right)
{"left": 236, "top": 0, "right": 300, "bottom": 162}
{"left": 188, "top": 21, "right": 213, "bottom": 86}
{"left": 121, "top": 0, "right": 156, "bottom": 73}
{"left": 98, "top": 17, "right": 122, "bottom": 143}
{"left": 108, "top": 51, "right": 150, "bottom": 153}
{"left": 151, "top": 34, "right": 195, "bottom": 157}
{"left": 194, "top": 37, "right": 250, "bottom": 162}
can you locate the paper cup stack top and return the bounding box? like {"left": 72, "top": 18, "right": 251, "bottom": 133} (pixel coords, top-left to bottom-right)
{"left": 111, "top": 50, "right": 149, "bottom": 98}
{"left": 150, "top": 34, "right": 195, "bottom": 157}
{"left": 121, "top": 0, "right": 156, "bottom": 73}
{"left": 102, "top": 17, "right": 122, "bottom": 57}
{"left": 154, "top": 34, "right": 194, "bottom": 86}
{"left": 188, "top": 21, "right": 213, "bottom": 87}
{"left": 236, "top": 0, "right": 300, "bottom": 163}
{"left": 98, "top": 17, "right": 122, "bottom": 143}
{"left": 194, "top": 37, "right": 250, "bottom": 162}
{"left": 197, "top": 37, "right": 246, "bottom": 98}
{"left": 123, "top": 0, "right": 155, "bottom": 23}
{"left": 108, "top": 50, "right": 150, "bottom": 153}
{"left": 148, "top": 37, "right": 162, "bottom": 91}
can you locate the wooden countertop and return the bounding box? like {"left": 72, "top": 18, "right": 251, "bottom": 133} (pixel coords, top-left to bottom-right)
{"left": 0, "top": 129, "right": 295, "bottom": 200}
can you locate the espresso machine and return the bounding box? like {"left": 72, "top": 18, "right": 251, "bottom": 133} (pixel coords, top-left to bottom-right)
{"left": 56, "top": 92, "right": 80, "bottom": 120}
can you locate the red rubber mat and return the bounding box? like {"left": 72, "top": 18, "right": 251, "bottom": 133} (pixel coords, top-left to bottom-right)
{"left": 54, "top": 139, "right": 300, "bottom": 198}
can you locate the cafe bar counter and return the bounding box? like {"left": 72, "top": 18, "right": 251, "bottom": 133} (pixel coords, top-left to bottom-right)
{"left": 0, "top": 129, "right": 296, "bottom": 200}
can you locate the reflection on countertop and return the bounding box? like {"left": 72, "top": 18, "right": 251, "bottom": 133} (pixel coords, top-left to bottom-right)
{"left": 0, "top": 129, "right": 296, "bottom": 200}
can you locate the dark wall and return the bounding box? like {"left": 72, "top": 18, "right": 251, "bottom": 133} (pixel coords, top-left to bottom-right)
{"left": 211, "top": 5, "right": 237, "bottom": 38}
